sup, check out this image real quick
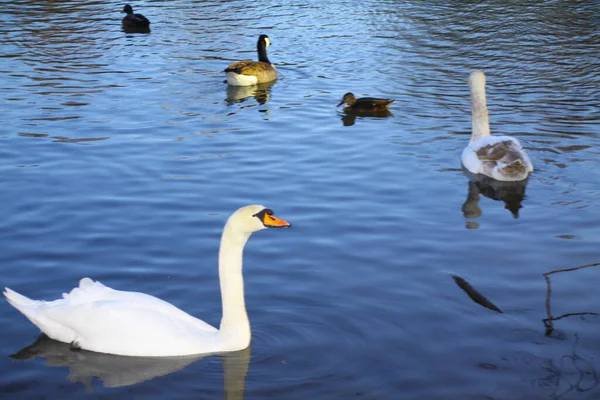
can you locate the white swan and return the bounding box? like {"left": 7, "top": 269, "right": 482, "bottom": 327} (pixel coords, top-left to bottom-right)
{"left": 461, "top": 70, "right": 533, "bottom": 182}
{"left": 4, "top": 205, "right": 291, "bottom": 357}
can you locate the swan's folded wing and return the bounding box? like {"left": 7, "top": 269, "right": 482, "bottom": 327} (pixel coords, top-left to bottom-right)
{"left": 41, "top": 299, "right": 218, "bottom": 356}
{"left": 475, "top": 140, "right": 513, "bottom": 161}
{"left": 40, "top": 279, "right": 217, "bottom": 336}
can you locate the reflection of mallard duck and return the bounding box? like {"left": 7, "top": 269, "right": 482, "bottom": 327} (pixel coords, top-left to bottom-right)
{"left": 4, "top": 206, "right": 290, "bottom": 357}
{"left": 225, "top": 35, "right": 277, "bottom": 87}
{"left": 121, "top": 4, "right": 150, "bottom": 27}
{"left": 337, "top": 92, "right": 394, "bottom": 112}
{"left": 12, "top": 334, "right": 250, "bottom": 393}
{"left": 462, "top": 169, "right": 529, "bottom": 220}
{"left": 461, "top": 70, "right": 533, "bottom": 182}
{"left": 340, "top": 108, "right": 393, "bottom": 127}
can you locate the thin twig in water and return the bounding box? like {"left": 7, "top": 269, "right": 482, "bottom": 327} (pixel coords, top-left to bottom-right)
{"left": 542, "top": 262, "right": 600, "bottom": 336}
{"left": 543, "top": 262, "right": 600, "bottom": 277}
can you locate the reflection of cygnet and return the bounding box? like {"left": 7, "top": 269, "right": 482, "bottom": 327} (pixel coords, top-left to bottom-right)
{"left": 462, "top": 181, "right": 483, "bottom": 219}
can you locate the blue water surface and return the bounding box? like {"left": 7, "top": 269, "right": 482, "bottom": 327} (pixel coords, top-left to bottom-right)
{"left": 1, "top": 1, "right": 599, "bottom": 399}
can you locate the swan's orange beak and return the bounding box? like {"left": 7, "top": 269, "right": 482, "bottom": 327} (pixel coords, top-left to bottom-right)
{"left": 262, "top": 213, "right": 291, "bottom": 228}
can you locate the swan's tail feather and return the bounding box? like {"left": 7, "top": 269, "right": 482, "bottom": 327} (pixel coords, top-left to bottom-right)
{"left": 4, "top": 287, "right": 47, "bottom": 331}
{"left": 4, "top": 288, "right": 74, "bottom": 341}
{"left": 4, "top": 287, "right": 43, "bottom": 310}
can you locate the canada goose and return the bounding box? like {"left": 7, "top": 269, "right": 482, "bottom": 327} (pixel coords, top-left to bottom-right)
{"left": 224, "top": 35, "right": 277, "bottom": 87}
{"left": 4, "top": 205, "right": 291, "bottom": 357}
{"left": 461, "top": 70, "right": 533, "bottom": 181}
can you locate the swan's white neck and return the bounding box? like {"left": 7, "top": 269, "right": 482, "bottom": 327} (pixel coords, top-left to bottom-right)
{"left": 470, "top": 71, "right": 491, "bottom": 143}
{"left": 218, "top": 223, "right": 251, "bottom": 348}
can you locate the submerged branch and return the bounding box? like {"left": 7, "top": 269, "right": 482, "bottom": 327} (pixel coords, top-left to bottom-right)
{"left": 542, "top": 262, "right": 600, "bottom": 336}
{"left": 451, "top": 275, "right": 503, "bottom": 313}
{"left": 543, "top": 262, "right": 600, "bottom": 277}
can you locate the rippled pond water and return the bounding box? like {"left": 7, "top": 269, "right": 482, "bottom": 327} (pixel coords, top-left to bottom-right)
{"left": 1, "top": 0, "right": 599, "bottom": 399}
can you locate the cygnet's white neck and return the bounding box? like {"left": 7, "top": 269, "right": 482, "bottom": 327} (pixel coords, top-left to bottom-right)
{"left": 218, "top": 222, "right": 251, "bottom": 348}
{"left": 469, "top": 70, "right": 491, "bottom": 143}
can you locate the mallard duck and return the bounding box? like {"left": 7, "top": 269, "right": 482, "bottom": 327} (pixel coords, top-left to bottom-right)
{"left": 4, "top": 205, "right": 291, "bottom": 357}
{"left": 224, "top": 35, "right": 277, "bottom": 87}
{"left": 461, "top": 70, "right": 533, "bottom": 182}
{"left": 121, "top": 4, "right": 150, "bottom": 27}
{"left": 337, "top": 93, "right": 395, "bottom": 112}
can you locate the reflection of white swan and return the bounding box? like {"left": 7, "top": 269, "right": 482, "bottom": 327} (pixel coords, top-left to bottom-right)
{"left": 12, "top": 334, "right": 250, "bottom": 394}
{"left": 461, "top": 70, "right": 533, "bottom": 182}
{"left": 462, "top": 170, "right": 529, "bottom": 221}
{"left": 4, "top": 205, "right": 291, "bottom": 357}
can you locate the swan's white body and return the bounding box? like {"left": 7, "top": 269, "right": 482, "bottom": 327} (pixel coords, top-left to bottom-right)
{"left": 4, "top": 205, "right": 290, "bottom": 357}
{"left": 461, "top": 70, "right": 533, "bottom": 182}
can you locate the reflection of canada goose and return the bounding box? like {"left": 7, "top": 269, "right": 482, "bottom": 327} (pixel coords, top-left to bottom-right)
{"left": 12, "top": 334, "right": 250, "bottom": 394}
{"left": 225, "top": 35, "right": 277, "bottom": 87}
{"left": 337, "top": 92, "right": 394, "bottom": 112}
{"left": 4, "top": 205, "right": 290, "bottom": 357}
{"left": 121, "top": 4, "right": 150, "bottom": 27}
{"left": 462, "top": 169, "right": 528, "bottom": 219}
{"left": 461, "top": 70, "right": 533, "bottom": 182}
{"left": 225, "top": 80, "right": 276, "bottom": 106}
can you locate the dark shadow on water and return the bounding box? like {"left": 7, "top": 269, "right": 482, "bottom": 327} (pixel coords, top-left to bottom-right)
{"left": 340, "top": 109, "right": 393, "bottom": 127}
{"left": 11, "top": 334, "right": 250, "bottom": 397}
{"left": 461, "top": 169, "right": 529, "bottom": 228}
{"left": 225, "top": 81, "right": 276, "bottom": 107}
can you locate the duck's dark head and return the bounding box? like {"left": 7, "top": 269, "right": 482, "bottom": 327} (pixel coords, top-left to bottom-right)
{"left": 122, "top": 4, "right": 134, "bottom": 14}
{"left": 337, "top": 92, "right": 356, "bottom": 107}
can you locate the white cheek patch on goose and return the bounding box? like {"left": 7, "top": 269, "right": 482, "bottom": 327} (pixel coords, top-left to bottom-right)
{"left": 265, "top": 37, "right": 271, "bottom": 47}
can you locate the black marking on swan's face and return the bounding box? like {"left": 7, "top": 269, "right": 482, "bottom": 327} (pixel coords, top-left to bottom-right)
{"left": 252, "top": 208, "right": 290, "bottom": 228}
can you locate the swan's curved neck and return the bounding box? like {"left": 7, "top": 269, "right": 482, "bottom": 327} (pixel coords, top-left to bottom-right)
{"left": 257, "top": 43, "right": 271, "bottom": 64}
{"left": 218, "top": 223, "right": 251, "bottom": 345}
{"left": 470, "top": 78, "right": 490, "bottom": 142}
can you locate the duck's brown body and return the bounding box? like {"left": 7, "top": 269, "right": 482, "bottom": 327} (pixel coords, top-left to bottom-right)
{"left": 337, "top": 92, "right": 395, "bottom": 111}
{"left": 121, "top": 4, "right": 150, "bottom": 27}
